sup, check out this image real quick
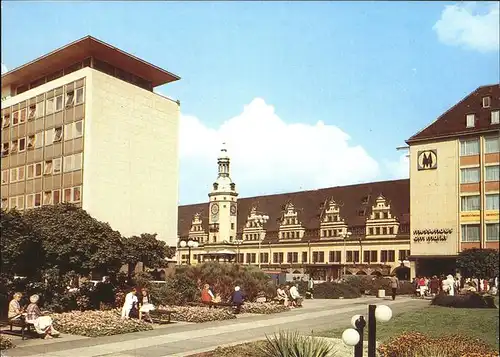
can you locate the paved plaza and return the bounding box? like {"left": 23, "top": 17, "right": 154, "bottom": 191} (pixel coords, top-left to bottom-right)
{"left": 2, "top": 297, "right": 429, "bottom": 357}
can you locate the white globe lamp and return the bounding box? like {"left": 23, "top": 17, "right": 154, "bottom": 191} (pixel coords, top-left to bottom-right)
{"left": 351, "top": 314, "right": 362, "bottom": 328}
{"left": 179, "top": 241, "right": 187, "bottom": 248}
{"left": 342, "top": 328, "right": 360, "bottom": 346}
{"left": 192, "top": 241, "right": 199, "bottom": 248}
{"left": 375, "top": 305, "right": 392, "bottom": 322}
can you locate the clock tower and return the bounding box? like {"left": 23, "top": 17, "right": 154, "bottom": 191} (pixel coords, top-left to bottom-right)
{"left": 208, "top": 143, "right": 238, "bottom": 244}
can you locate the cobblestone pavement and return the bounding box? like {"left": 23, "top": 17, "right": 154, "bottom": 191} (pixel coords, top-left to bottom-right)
{"left": 3, "top": 297, "right": 429, "bottom": 357}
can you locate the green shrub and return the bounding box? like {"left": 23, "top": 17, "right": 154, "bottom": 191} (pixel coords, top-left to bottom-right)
{"left": 313, "top": 282, "right": 361, "bottom": 299}
{"left": 344, "top": 276, "right": 415, "bottom": 296}
{"left": 378, "top": 332, "right": 498, "bottom": 357}
{"left": 150, "top": 274, "right": 198, "bottom": 306}
{"left": 242, "top": 302, "right": 290, "bottom": 314}
{"left": 153, "top": 305, "right": 236, "bottom": 323}
{"left": 259, "top": 330, "right": 336, "bottom": 357}
{"left": 431, "top": 292, "right": 498, "bottom": 309}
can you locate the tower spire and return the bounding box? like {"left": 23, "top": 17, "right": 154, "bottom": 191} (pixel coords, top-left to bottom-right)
{"left": 217, "top": 142, "right": 230, "bottom": 177}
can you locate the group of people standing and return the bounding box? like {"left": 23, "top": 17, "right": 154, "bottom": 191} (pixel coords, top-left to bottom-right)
{"left": 413, "top": 275, "right": 498, "bottom": 297}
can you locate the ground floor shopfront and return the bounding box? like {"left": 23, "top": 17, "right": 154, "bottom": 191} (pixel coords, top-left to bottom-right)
{"left": 409, "top": 256, "right": 458, "bottom": 278}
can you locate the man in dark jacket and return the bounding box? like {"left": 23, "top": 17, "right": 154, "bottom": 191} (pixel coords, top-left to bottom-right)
{"left": 231, "top": 286, "right": 244, "bottom": 314}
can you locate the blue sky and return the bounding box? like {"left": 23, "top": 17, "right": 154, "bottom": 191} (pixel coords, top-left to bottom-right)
{"left": 2, "top": 1, "right": 499, "bottom": 204}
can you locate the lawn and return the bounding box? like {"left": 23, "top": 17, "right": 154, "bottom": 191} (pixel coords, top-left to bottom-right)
{"left": 318, "top": 304, "right": 500, "bottom": 350}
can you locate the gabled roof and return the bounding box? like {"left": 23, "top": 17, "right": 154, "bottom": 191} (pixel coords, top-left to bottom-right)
{"left": 178, "top": 179, "right": 410, "bottom": 240}
{"left": 406, "top": 84, "right": 500, "bottom": 144}
{"left": 1, "top": 36, "right": 180, "bottom": 89}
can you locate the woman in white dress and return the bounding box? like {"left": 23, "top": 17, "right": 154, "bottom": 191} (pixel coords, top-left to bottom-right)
{"left": 139, "top": 288, "right": 155, "bottom": 322}
{"left": 25, "top": 294, "right": 59, "bottom": 339}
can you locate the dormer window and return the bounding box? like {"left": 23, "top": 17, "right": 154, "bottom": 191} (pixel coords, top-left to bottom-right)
{"left": 492, "top": 111, "right": 499, "bottom": 125}
{"left": 466, "top": 114, "right": 475, "bottom": 128}
{"left": 482, "top": 96, "right": 491, "bottom": 108}
{"left": 213, "top": 183, "right": 219, "bottom": 190}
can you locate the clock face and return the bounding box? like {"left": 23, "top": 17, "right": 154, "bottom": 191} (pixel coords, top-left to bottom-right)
{"left": 211, "top": 203, "right": 219, "bottom": 215}
{"left": 230, "top": 204, "right": 237, "bottom": 215}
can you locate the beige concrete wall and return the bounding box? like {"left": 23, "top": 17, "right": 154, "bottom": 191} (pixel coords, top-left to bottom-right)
{"left": 83, "top": 69, "right": 179, "bottom": 245}
{"left": 410, "top": 139, "right": 459, "bottom": 256}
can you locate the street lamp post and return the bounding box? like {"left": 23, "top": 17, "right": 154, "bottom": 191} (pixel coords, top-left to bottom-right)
{"left": 179, "top": 239, "right": 199, "bottom": 265}
{"left": 341, "top": 231, "right": 352, "bottom": 278}
{"left": 342, "top": 304, "right": 392, "bottom": 357}
{"left": 234, "top": 239, "right": 243, "bottom": 263}
{"left": 254, "top": 214, "right": 269, "bottom": 269}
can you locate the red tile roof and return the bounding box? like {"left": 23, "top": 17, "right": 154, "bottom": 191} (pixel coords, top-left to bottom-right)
{"left": 407, "top": 84, "right": 500, "bottom": 144}
{"left": 178, "top": 179, "right": 410, "bottom": 241}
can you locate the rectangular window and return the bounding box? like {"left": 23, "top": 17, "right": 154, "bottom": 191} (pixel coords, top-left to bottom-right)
{"left": 1, "top": 143, "right": 9, "bottom": 157}
{"left": 335, "top": 251, "right": 341, "bottom": 262}
{"left": 460, "top": 139, "right": 479, "bottom": 156}
{"left": 75, "top": 87, "right": 85, "bottom": 104}
{"left": 18, "top": 138, "right": 26, "bottom": 152}
{"left": 485, "top": 137, "right": 500, "bottom": 153}
{"left": 1, "top": 170, "right": 8, "bottom": 184}
{"left": 72, "top": 186, "right": 81, "bottom": 202}
{"left": 55, "top": 95, "right": 63, "bottom": 111}
{"left": 34, "top": 193, "right": 41, "bottom": 208}
{"left": 53, "top": 158, "right": 62, "bottom": 174}
{"left": 17, "top": 166, "right": 25, "bottom": 181}
{"left": 16, "top": 196, "right": 24, "bottom": 210}
{"left": 53, "top": 190, "right": 61, "bottom": 205}
{"left": 10, "top": 197, "right": 17, "bottom": 209}
{"left": 461, "top": 195, "right": 480, "bottom": 211}
{"left": 1, "top": 198, "right": 8, "bottom": 210}
{"left": 10, "top": 141, "right": 18, "bottom": 154}
{"left": 461, "top": 224, "right": 480, "bottom": 242}
{"left": 363, "top": 251, "right": 371, "bottom": 263}
{"left": 43, "top": 191, "right": 52, "bottom": 205}
{"left": 53, "top": 127, "right": 63, "bottom": 143}
{"left": 12, "top": 111, "right": 19, "bottom": 126}
{"left": 27, "top": 165, "right": 34, "bottom": 179}
{"left": 63, "top": 153, "right": 82, "bottom": 172}
{"left": 485, "top": 165, "right": 499, "bottom": 181}
{"left": 492, "top": 111, "right": 500, "bottom": 125}
{"left": 381, "top": 250, "right": 388, "bottom": 262}
{"left": 486, "top": 194, "right": 499, "bottom": 210}
{"left": 44, "top": 160, "right": 53, "bottom": 175}
{"left": 28, "top": 105, "right": 36, "bottom": 120}
{"left": 34, "top": 163, "right": 42, "bottom": 177}
{"left": 19, "top": 108, "right": 26, "bottom": 124}
{"left": 36, "top": 102, "right": 44, "bottom": 118}
{"left": 302, "top": 251, "right": 307, "bottom": 263}
{"left": 45, "top": 129, "right": 54, "bottom": 146}
{"left": 46, "top": 98, "right": 55, "bottom": 114}
{"left": 64, "top": 188, "right": 72, "bottom": 203}
{"left": 10, "top": 168, "right": 17, "bottom": 183}
{"left": 353, "top": 251, "right": 360, "bottom": 263}
{"left": 287, "top": 252, "right": 293, "bottom": 263}
{"left": 461, "top": 167, "right": 480, "bottom": 183}
{"left": 483, "top": 96, "right": 491, "bottom": 108}
{"left": 65, "top": 91, "right": 75, "bottom": 107}
{"left": 2, "top": 114, "right": 10, "bottom": 128}
{"left": 486, "top": 223, "right": 499, "bottom": 241}
{"left": 26, "top": 194, "right": 34, "bottom": 209}
{"left": 370, "top": 251, "right": 378, "bottom": 262}
{"left": 466, "top": 114, "right": 475, "bottom": 128}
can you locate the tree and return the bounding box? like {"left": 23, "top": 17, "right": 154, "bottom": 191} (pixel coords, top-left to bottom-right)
{"left": 23, "top": 204, "right": 125, "bottom": 277}
{"left": 456, "top": 248, "right": 499, "bottom": 279}
{"left": 122, "top": 233, "right": 168, "bottom": 274}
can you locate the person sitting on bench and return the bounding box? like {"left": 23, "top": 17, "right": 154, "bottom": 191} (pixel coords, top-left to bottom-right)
{"left": 8, "top": 292, "right": 24, "bottom": 320}
{"left": 289, "top": 283, "right": 303, "bottom": 307}
{"left": 231, "top": 286, "right": 244, "bottom": 314}
{"left": 201, "top": 284, "right": 215, "bottom": 307}
{"left": 26, "top": 295, "right": 59, "bottom": 339}
{"left": 276, "top": 285, "right": 288, "bottom": 306}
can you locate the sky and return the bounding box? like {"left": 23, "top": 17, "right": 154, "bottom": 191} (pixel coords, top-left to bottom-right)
{"left": 1, "top": 1, "right": 499, "bottom": 205}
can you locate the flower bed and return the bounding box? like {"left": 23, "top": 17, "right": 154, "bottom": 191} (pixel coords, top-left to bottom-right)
{"left": 154, "top": 305, "right": 236, "bottom": 323}
{"left": 0, "top": 334, "right": 15, "bottom": 350}
{"left": 52, "top": 310, "right": 153, "bottom": 337}
{"left": 378, "top": 332, "right": 498, "bottom": 357}
{"left": 241, "top": 302, "right": 290, "bottom": 314}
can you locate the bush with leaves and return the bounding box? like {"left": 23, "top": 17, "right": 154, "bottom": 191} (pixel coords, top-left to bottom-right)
{"left": 378, "top": 332, "right": 498, "bottom": 357}
{"left": 258, "top": 331, "right": 336, "bottom": 357}
{"left": 122, "top": 233, "right": 169, "bottom": 278}
{"left": 457, "top": 248, "right": 499, "bottom": 279}
{"left": 312, "top": 282, "right": 361, "bottom": 299}
{"left": 153, "top": 305, "right": 236, "bottom": 323}
{"left": 241, "top": 302, "right": 290, "bottom": 314}
{"left": 431, "top": 291, "right": 497, "bottom": 309}
{"left": 150, "top": 274, "right": 199, "bottom": 306}
{"left": 343, "top": 275, "right": 415, "bottom": 296}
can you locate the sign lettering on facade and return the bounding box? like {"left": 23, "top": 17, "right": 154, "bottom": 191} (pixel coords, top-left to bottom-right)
{"left": 417, "top": 149, "right": 437, "bottom": 171}
{"left": 412, "top": 228, "right": 453, "bottom": 243}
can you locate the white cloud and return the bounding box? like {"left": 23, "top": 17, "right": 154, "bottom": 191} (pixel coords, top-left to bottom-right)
{"left": 179, "top": 98, "right": 382, "bottom": 203}
{"left": 1, "top": 63, "right": 7, "bottom": 74}
{"left": 384, "top": 154, "right": 409, "bottom": 180}
{"left": 433, "top": 2, "right": 500, "bottom": 52}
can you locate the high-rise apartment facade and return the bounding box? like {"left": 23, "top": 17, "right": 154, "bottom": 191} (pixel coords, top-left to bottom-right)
{"left": 1, "top": 36, "right": 181, "bottom": 245}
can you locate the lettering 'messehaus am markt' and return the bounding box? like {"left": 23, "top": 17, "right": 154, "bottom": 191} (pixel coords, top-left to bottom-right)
{"left": 412, "top": 228, "right": 453, "bottom": 242}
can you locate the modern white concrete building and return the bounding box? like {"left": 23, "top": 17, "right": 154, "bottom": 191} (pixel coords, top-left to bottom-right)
{"left": 1, "top": 36, "right": 181, "bottom": 245}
